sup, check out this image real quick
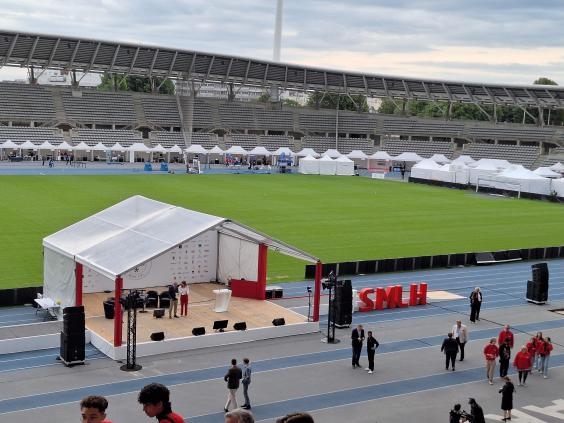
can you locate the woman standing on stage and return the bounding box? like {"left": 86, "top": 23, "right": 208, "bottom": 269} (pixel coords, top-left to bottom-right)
{"left": 179, "top": 280, "right": 190, "bottom": 317}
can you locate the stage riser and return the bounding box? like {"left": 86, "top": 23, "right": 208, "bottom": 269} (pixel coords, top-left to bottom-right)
{"left": 90, "top": 322, "right": 320, "bottom": 360}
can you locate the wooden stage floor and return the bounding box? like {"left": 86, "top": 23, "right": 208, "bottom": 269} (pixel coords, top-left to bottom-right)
{"left": 83, "top": 283, "right": 306, "bottom": 343}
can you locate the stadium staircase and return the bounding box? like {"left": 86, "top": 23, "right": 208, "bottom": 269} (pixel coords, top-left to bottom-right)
{"left": 50, "top": 88, "right": 67, "bottom": 124}
{"left": 132, "top": 96, "right": 149, "bottom": 128}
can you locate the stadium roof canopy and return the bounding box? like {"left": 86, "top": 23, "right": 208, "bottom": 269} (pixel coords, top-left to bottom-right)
{"left": 2, "top": 30, "right": 564, "bottom": 109}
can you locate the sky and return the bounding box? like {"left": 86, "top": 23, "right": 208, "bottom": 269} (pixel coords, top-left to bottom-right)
{"left": 1, "top": 0, "right": 564, "bottom": 86}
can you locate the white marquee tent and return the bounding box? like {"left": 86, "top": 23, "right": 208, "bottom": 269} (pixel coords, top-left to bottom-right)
{"left": 322, "top": 149, "right": 341, "bottom": 158}
{"left": 42, "top": 196, "right": 320, "bottom": 314}
{"left": 533, "top": 167, "right": 562, "bottom": 179}
{"left": 410, "top": 159, "right": 442, "bottom": 180}
{"left": 296, "top": 148, "right": 319, "bottom": 158}
{"left": 491, "top": 167, "right": 552, "bottom": 195}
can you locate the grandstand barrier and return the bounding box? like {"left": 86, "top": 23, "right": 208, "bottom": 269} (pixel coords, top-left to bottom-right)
{"left": 304, "top": 245, "right": 564, "bottom": 279}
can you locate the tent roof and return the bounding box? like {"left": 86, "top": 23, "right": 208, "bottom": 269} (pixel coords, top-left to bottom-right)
{"left": 43, "top": 196, "right": 319, "bottom": 280}
{"left": 92, "top": 142, "right": 109, "bottom": 150}
{"left": 412, "top": 158, "right": 442, "bottom": 169}
{"left": 550, "top": 162, "right": 564, "bottom": 172}
{"left": 394, "top": 152, "right": 423, "bottom": 162}
{"left": 72, "top": 141, "right": 92, "bottom": 151}
{"left": 20, "top": 140, "right": 37, "bottom": 149}
{"left": 208, "top": 145, "right": 224, "bottom": 154}
{"left": 322, "top": 149, "right": 341, "bottom": 158}
{"left": 533, "top": 167, "right": 561, "bottom": 178}
{"left": 185, "top": 144, "right": 208, "bottom": 154}
{"left": 429, "top": 153, "right": 451, "bottom": 163}
{"left": 368, "top": 151, "right": 393, "bottom": 160}
{"left": 110, "top": 142, "right": 127, "bottom": 151}
{"left": 249, "top": 146, "right": 272, "bottom": 155}
{"left": 55, "top": 141, "right": 72, "bottom": 150}
{"left": 273, "top": 147, "right": 294, "bottom": 156}
{"left": 0, "top": 140, "right": 19, "bottom": 149}
{"left": 151, "top": 143, "right": 167, "bottom": 152}
{"left": 128, "top": 142, "right": 152, "bottom": 152}
{"left": 296, "top": 148, "right": 319, "bottom": 157}
{"left": 346, "top": 150, "right": 368, "bottom": 159}
{"left": 225, "top": 145, "right": 248, "bottom": 155}
{"left": 335, "top": 155, "right": 353, "bottom": 162}
{"left": 169, "top": 144, "right": 183, "bottom": 153}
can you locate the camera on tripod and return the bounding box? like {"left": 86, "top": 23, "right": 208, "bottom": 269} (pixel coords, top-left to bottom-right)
{"left": 322, "top": 270, "right": 337, "bottom": 290}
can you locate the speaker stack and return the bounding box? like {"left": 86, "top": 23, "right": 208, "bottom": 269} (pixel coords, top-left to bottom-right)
{"left": 59, "top": 305, "right": 85, "bottom": 366}
{"left": 331, "top": 280, "right": 353, "bottom": 328}
{"left": 526, "top": 262, "right": 549, "bottom": 304}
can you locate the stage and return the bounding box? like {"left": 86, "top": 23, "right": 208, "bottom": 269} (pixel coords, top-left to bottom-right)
{"left": 83, "top": 283, "right": 319, "bottom": 360}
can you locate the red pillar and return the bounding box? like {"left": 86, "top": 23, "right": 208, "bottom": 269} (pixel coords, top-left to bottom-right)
{"left": 75, "top": 262, "right": 83, "bottom": 307}
{"left": 312, "top": 261, "right": 322, "bottom": 322}
{"left": 257, "top": 243, "right": 268, "bottom": 300}
{"left": 113, "top": 276, "right": 123, "bottom": 347}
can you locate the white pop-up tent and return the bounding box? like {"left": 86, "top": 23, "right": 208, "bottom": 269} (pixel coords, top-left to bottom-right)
{"left": 335, "top": 155, "right": 355, "bottom": 175}
{"left": 42, "top": 196, "right": 324, "bottom": 347}
{"left": 410, "top": 158, "right": 442, "bottom": 180}
{"left": 298, "top": 155, "right": 319, "bottom": 174}
{"left": 318, "top": 155, "right": 337, "bottom": 175}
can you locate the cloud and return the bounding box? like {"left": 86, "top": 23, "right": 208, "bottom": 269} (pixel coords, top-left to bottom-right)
{"left": 0, "top": 0, "right": 562, "bottom": 85}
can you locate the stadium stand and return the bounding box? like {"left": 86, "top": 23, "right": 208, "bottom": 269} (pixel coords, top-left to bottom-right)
{"left": 0, "top": 126, "right": 65, "bottom": 145}
{"left": 142, "top": 95, "right": 180, "bottom": 127}
{"left": 70, "top": 128, "right": 143, "bottom": 147}
{"left": 382, "top": 116, "right": 464, "bottom": 138}
{"left": 462, "top": 143, "right": 540, "bottom": 168}
{"left": 258, "top": 135, "right": 293, "bottom": 150}
{"left": 381, "top": 138, "right": 455, "bottom": 158}
{"left": 0, "top": 82, "right": 56, "bottom": 123}
{"left": 61, "top": 89, "right": 136, "bottom": 126}
{"left": 150, "top": 131, "right": 219, "bottom": 149}
{"left": 226, "top": 134, "right": 258, "bottom": 149}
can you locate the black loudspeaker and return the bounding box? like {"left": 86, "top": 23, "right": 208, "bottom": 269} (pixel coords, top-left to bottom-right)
{"left": 150, "top": 331, "right": 165, "bottom": 341}
{"left": 233, "top": 322, "right": 247, "bottom": 331}
{"left": 272, "top": 318, "right": 285, "bottom": 326}
{"left": 332, "top": 280, "right": 352, "bottom": 327}
{"left": 60, "top": 331, "right": 85, "bottom": 363}
{"left": 63, "top": 305, "right": 85, "bottom": 315}
{"left": 531, "top": 263, "right": 549, "bottom": 302}
{"left": 153, "top": 309, "right": 165, "bottom": 318}
{"left": 192, "top": 327, "right": 206, "bottom": 336}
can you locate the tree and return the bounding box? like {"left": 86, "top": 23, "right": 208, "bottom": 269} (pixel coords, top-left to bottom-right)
{"left": 534, "top": 77, "right": 557, "bottom": 86}
{"left": 307, "top": 92, "right": 369, "bottom": 112}
{"left": 98, "top": 73, "right": 175, "bottom": 94}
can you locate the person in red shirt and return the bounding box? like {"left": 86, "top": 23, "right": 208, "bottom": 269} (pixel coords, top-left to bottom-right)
{"left": 138, "top": 383, "right": 184, "bottom": 423}
{"left": 533, "top": 331, "right": 544, "bottom": 370}
{"left": 80, "top": 395, "right": 113, "bottom": 423}
{"left": 483, "top": 338, "right": 499, "bottom": 385}
{"left": 513, "top": 346, "right": 532, "bottom": 386}
{"left": 538, "top": 336, "right": 554, "bottom": 378}
{"left": 497, "top": 325, "right": 514, "bottom": 349}
{"left": 525, "top": 336, "right": 538, "bottom": 368}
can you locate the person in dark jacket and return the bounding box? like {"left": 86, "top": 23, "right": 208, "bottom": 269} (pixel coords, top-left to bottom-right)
{"left": 449, "top": 403, "right": 462, "bottom": 423}
{"left": 168, "top": 283, "right": 178, "bottom": 319}
{"left": 224, "top": 358, "right": 243, "bottom": 412}
{"left": 469, "top": 287, "right": 482, "bottom": 323}
{"left": 468, "top": 398, "right": 485, "bottom": 423}
{"left": 351, "top": 324, "right": 365, "bottom": 368}
{"left": 499, "top": 376, "right": 515, "bottom": 421}
{"left": 499, "top": 337, "right": 512, "bottom": 378}
{"left": 365, "top": 331, "right": 379, "bottom": 374}
{"left": 441, "top": 333, "right": 459, "bottom": 371}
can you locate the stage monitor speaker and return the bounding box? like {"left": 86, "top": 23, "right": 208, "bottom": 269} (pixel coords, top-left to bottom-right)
{"left": 213, "top": 319, "right": 229, "bottom": 332}
{"left": 153, "top": 309, "right": 165, "bottom": 318}
{"left": 272, "top": 318, "right": 285, "bottom": 326}
{"left": 63, "top": 305, "right": 85, "bottom": 315}
{"left": 233, "top": 321, "right": 247, "bottom": 331}
{"left": 63, "top": 318, "right": 85, "bottom": 335}
{"left": 192, "top": 327, "right": 206, "bottom": 336}
{"left": 150, "top": 331, "right": 165, "bottom": 341}
{"left": 60, "top": 331, "right": 85, "bottom": 364}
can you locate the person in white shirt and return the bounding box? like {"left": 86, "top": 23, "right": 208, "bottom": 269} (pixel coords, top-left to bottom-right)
{"left": 452, "top": 320, "right": 469, "bottom": 361}
{"left": 178, "top": 281, "right": 190, "bottom": 317}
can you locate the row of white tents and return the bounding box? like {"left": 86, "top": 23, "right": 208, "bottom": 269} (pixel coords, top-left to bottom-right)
{"left": 411, "top": 156, "right": 564, "bottom": 197}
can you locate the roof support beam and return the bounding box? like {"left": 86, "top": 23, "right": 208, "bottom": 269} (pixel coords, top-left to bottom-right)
{"left": 25, "top": 36, "right": 39, "bottom": 67}
{"left": 128, "top": 47, "right": 140, "bottom": 75}
{"left": 108, "top": 44, "right": 120, "bottom": 73}
{"left": 46, "top": 38, "right": 60, "bottom": 68}
{"left": 149, "top": 49, "right": 159, "bottom": 76}
{"left": 2, "top": 33, "right": 18, "bottom": 66}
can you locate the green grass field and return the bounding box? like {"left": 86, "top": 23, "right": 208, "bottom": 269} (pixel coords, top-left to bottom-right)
{"left": 1, "top": 174, "right": 563, "bottom": 289}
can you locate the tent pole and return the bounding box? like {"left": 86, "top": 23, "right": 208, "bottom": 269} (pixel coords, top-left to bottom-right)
{"left": 75, "top": 262, "right": 83, "bottom": 306}
{"left": 257, "top": 243, "right": 268, "bottom": 299}
{"left": 313, "top": 261, "right": 322, "bottom": 322}
{"left": 114, "top": 276, "right": 123, "bottom": 347}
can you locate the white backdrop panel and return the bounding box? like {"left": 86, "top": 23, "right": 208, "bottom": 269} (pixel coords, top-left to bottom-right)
{"left": 217, "top": 234, "right": 258, "bottom": 283}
